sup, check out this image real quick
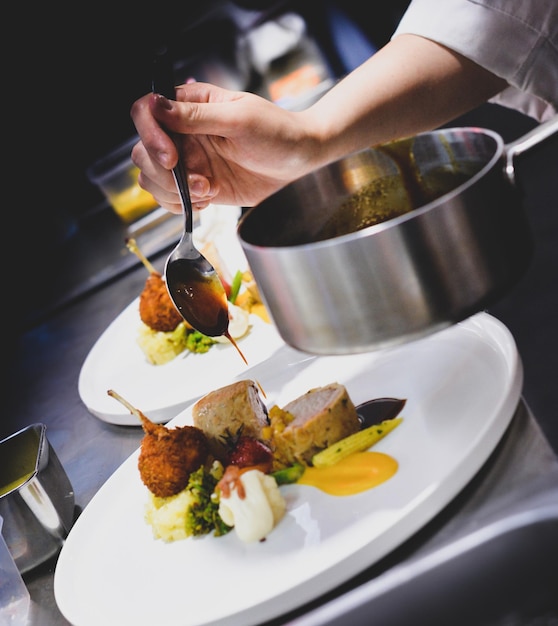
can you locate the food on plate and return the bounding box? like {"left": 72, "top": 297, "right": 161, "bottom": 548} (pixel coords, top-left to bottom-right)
{"left": 136, "top": 322, "right": 192, "bottom": 365}
{"left": 137, "top": 420, "right": 209, "bottom": 498}
{"left": 312, "top": 416, "right": 403, "bottom": 468}
{"left": 139, "top": 271, "right": 184, "bottom": 332}
{"left": 127, "top": 238, "right": 252, "bottom": 365}
{"left": 145, "top": 486, "right": 196, "bottom": 541}
{"left": 264, "top": 383, "right": 361, "bottom": 469}
{"left": 109, "top": 380, "right": 405, "bottom": 544}
{"left": 193, "top": 380, "right": 364, "bottom": 471}
{"left": 227, "top": 435, "right": 274, "bottom": 473}
{"left": 234, "top": 271, "right": 271, "bottom": 323}
{"left": 107, "top": 385, "right": 284, "bottom": 543}
{"left": 270, "top": 463, "right": 306, "bottom": 485}
{"left": 212, "top": 303, "right": 250, "bottom": 344}
{"left": 127, "top": 238, "right": 193, "bottom": 365}
{"left": 199, "top": 241, "right": 234, "bottom": 298}
{"left": 192, "top": 379, "right": 271, "bottom": 463}
{"left": 126, "top": 238, "right": 183, "bottom": 332}
{"left": 145, "top": 461, "right": 231, "bottom": 541}
{"left": 217, "top": 466, "right": 286, "bottom": 543}
{"left": 298, "top": 451, "right": 399, "bottom": 496}
{"left": 194, "top": 242, "right": 271, "bottom": 324}
{"left": 107, "top": 389, "right": 209, "bottom": 497}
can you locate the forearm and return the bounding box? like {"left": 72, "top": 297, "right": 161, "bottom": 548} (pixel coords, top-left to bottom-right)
{"left": 302, "top": 34, "right": 508, "bottom": 167}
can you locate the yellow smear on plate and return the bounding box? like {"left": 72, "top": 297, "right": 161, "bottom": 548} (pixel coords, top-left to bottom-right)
{"left": 298, "top": 451, "right": 398, "bottom": 496}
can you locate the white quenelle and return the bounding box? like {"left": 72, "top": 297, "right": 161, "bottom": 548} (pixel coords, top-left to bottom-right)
{"left": 219, "top": 469, "right": 286, "bottom": 542}
{"left": 213, "top": 303, "right": 251, "bottom": 343}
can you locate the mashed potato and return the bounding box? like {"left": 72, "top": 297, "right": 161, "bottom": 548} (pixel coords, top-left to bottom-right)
{"left": 145, "top": 489, "right": 195, "bottom": 542}
{"left": 136, "top": 322, "right": 189, "bottom": 365}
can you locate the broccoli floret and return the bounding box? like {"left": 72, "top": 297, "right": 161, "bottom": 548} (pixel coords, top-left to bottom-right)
{"left": 185, "top": 462, "right": 232, "bottom": 537}
{"left": 185, "top": 330, "right": 216, "bottom": 354}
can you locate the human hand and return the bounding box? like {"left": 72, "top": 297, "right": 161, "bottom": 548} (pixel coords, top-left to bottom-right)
{"left": 130, "top": 82, "right": 320, "bottom": 212}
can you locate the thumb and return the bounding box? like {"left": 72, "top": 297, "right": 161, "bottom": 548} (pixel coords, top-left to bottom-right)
{"left": 154, "top": 83, "right": 248, "bottom": 137}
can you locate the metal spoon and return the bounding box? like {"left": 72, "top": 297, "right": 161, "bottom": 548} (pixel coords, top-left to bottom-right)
{"left": 152, "top": 50, "right": 229, "bottom": 338}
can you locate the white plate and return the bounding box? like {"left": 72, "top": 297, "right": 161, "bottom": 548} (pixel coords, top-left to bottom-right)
{"left": 78, "top": 300, "right": 286, "bottom": 425}
{"left": 57, "top": 313, "right": 522, "bottom": 626}
{"left": 78, "top": 204, "right": 287, "bottom": 426}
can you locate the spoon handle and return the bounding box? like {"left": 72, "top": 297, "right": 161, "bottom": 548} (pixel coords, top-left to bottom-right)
{"left": 172, "top": 161, "right": 194, "bottom": 233}
{"left": 152, "top": 47, "right": 175, "bottom": 100}
{"left": 152, "top": 48, "right": 194, "bottom": 233}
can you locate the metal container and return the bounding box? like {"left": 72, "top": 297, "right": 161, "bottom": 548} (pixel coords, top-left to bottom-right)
{"left": 0, "top": 424, "right": 75, "bottom": 574}
{"left": 0, "top": 515, "right": 30, "bottom": 624}
{"left": 238, "top": 117, "right": 558, "bottom": 355}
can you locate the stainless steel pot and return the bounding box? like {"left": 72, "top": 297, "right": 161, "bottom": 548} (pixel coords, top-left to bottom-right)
{"left": 238, "top": 117, "right": 558, "bottom": 355}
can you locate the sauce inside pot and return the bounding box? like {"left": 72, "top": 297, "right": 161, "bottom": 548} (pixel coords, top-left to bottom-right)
{"left": 313, "top": 137, "right": 483, "bottom": 242}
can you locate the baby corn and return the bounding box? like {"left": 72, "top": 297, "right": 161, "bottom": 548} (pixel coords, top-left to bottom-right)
{"left": 311, "top": 417, "right": 403, "bottom": 468}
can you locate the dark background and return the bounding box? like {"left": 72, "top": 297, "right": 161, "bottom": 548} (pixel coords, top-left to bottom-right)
{"left": 21, "top": 0, "right": 409, "bottom": 226}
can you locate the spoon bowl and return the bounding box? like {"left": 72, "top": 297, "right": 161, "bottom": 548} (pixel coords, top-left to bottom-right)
{"left": 165, "top": 244, "right": 230, "bottom": 337}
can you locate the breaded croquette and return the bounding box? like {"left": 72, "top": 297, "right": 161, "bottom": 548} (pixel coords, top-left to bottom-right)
{"left": 127, "top": 237, "right": 184, "bottom": 333}
{"left": 138, "top": 417, "right": 210, "bottom": 497}
{"left": 139, "top": 272, "right": 183, "bottom": 332}
{"left": 107, "top": 390, "right": 210, "bottom": 498}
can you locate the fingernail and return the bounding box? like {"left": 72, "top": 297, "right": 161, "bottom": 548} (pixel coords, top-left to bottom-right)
{"left": 155, "top": 94, "right": 173, "bottom": 110}
{"left": 190, "top": 179, "right": 206, "bottom": 196}
{"left": 157, "top": 151, "right": 172, "bottom": 167}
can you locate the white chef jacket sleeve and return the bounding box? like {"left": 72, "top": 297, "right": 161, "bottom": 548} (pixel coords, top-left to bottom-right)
{"left": 392, "top": 0, "right": 558, "bottom": 122}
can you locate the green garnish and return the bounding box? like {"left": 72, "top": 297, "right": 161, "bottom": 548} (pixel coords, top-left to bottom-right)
{"left": 185, "top": 331, "right": 216, "bottom": 354}
{"left": 228, "top": 270, "right": 243, "bottom": 304}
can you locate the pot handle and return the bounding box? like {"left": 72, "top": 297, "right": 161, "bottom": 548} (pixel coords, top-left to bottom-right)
{"left": 504, "top": 115, "right": 558, "bottom": 185}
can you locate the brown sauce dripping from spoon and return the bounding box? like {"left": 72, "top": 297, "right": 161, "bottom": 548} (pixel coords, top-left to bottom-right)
{"left": 224, "top": 332, "right": 248, "bottom": 365}
{"left": 164, "top": 259, "right": 247, "bottom": 364}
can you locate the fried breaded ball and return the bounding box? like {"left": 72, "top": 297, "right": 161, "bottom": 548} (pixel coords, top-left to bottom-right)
{"left": 138, "top": 416, "right": 210, "bottom": 498}
{"left": 139, "top": 272, "right": 184, "bottom": 332}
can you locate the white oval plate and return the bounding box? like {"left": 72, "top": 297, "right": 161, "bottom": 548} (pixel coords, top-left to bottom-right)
{"left": 78, "top": 300, "right": 287, "bottom": 425}
{"left": 57, "top": 312, "right": 522, "bottom": 626}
